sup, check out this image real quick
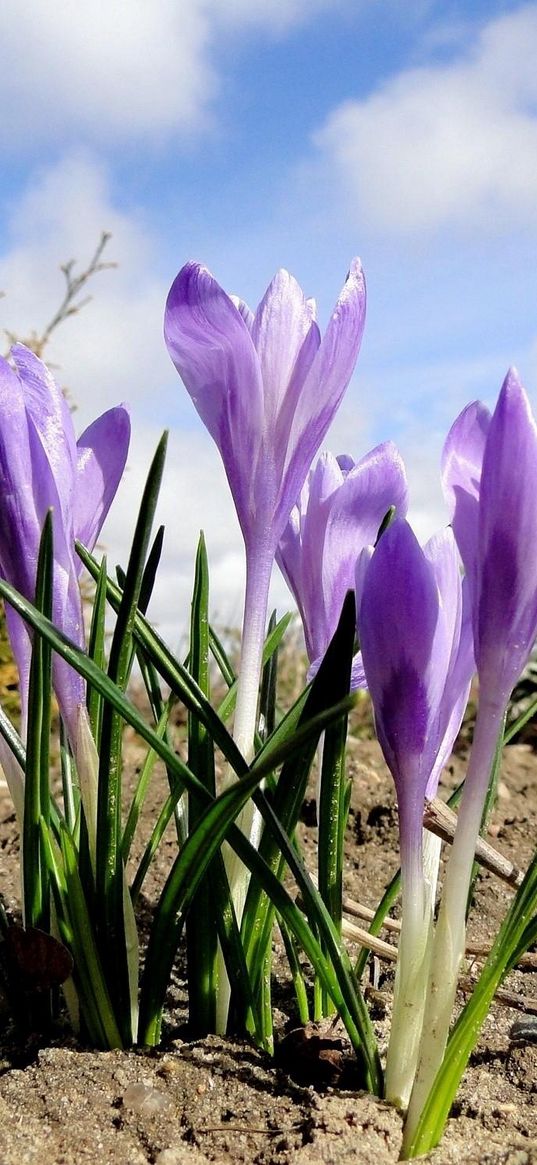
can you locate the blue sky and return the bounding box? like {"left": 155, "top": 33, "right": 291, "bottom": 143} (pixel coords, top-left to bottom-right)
{"left": 1, "top": 0, "right": 536, "bottom": 643}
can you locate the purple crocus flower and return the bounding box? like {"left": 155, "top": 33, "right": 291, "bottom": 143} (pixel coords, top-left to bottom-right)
{"left": 277, "top": 443, "right": 408, "bottom": 685}
{"left": 358, "top": 518, "right": 474, "bottom": 1109}
{"left": 164, "top": 260, "right": 366, "bottom": 760}
{"left": 0, "top": 345, "right": 130, "bottom": 744}
{"left": 442, "top": 369, "right": 537, "bottom": 707}
{"left": 165, "top": 260, "right": 365, "bottom": 1031}
{"left": 406, "top": 370, "right": 537, "bottom": 1137}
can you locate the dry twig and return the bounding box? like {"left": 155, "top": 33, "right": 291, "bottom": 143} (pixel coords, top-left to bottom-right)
{"left": 3, "top": 232, "right": 116, "bottom": 360}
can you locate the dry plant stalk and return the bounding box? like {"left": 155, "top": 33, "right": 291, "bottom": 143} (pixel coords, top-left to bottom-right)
{"left": 3, "top": 232, "right": 116, "bottom": 362}
{"left": 423, "top": 797, "right": 523, "bottom": 887}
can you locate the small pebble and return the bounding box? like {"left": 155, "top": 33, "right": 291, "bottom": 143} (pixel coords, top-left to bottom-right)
{"left": 509, "top": 1017, "right": 537, "bottom": 1045}
{"left": 155, "top": 1149, "right": 211, "bottom": 1165}
{"left": 122, "top": 1080, "right": 172, "bottom": 1115}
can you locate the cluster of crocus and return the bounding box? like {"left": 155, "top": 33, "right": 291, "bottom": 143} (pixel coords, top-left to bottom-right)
{"left": 165, "top": 256, "right": 537, "bottom": 1148}
{"left": 404, "top": 369, "right": 537, "bottom": 1143}
{"left": 0, "top": 344, "right": 130, "bottom": 836}
{"left": 2, "top": 250, "right": 536, "bottom": 1159}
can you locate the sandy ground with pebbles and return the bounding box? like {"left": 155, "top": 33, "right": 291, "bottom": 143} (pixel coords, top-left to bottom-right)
{"left": 1, "top": 731, "right": 537, "bottom": 1165}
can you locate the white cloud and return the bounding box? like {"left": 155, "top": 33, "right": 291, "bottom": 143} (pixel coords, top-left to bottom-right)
{"left": 313, "top": 5, "right": 537, "bottom": 234}
{"left": 0, "top": 152, "right": 294, "bottom": 643}
{"left": 0, "top": 0, "right": 340, "bottom": 149}
{"left": 0, "top": 152, "right": 174, "bottom": 420}
{"left": 207, "top": 0, "right": 341, "bottom": 34}
{"left": 1, "top": 2, "right": 212, "bottom": 146}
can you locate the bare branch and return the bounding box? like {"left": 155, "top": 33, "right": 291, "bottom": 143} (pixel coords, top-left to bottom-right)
{"left": 3, "top": 231, "right": 117, "bottom": 359}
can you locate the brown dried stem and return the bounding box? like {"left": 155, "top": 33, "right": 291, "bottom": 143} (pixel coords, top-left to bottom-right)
{"left": 3, "top": 231, "right": 116, "bottom": 360}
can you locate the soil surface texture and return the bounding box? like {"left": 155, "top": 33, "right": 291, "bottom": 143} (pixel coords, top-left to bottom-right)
{"left": 1, "top": 734, "right": 537, "bottom": 1165}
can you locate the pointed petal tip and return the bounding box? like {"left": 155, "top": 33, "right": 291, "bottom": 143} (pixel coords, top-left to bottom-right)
{"left": 10, "top": 342, "right": 55, "bottom": 383}
{"left": 332, "top": 258, "right": 366, "bottom": 323}
{"left": 500, "top": 365, "right": 525, "bottom": 399}
{"left": 342, "top": 257, "right": 363, "bottom": 291}
{"left": 496, "top": 366, "right": 535, "bottom": 428}
{"left": 441, "top": 398, "right": 491, "bottom": 480}
{"left": 372, "top": 438, "right": 407, "bottom": 472}
{"left": 9, "top": 341, "right": 30, "bottom": 358}
{"left": 164, "top": 260, "right": 220, "bottom": 320}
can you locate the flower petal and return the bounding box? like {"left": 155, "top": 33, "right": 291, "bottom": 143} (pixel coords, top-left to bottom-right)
{"left": 276, "top": 258, "right": 366, "bottom": 535}
{"left": 307, "top": 648, "right": 366, "bottom": 690}
{"left": 441, "top": 398, "right": 490, "bottom": 591}
{"left": 425, "top": 578, "right": 474, "bottom": 799}
{"left": 164, "top": 262, "right": 264, "bottom": 541}
{"left": 75, "top": 405, "right": 131, "bottom": 554}
{"left": 11, "top": 345, "right": 77, "bottom": 528}
{"left": 359, "top": 519, "right": 439, "bottom": 789}
{"left": 422, "top": 529, "right": 474, "bottom": 797}
{"left": 476, "top": 369, "right": 537, "bottom": 699}
{"left": 229, "top": 295, "right": 254, "bottom": 331}
{"left": 251, "top": 269, "right": 320, "bottom": 425}
{"left": 0, "top": 356, "right": 40, "bottom": 594}
{"left": 277, "top": 452, "right": 344, "bottom": 660}
{"left": 164, "top": 262, "right": 263, "bottom": 446}
{"left": 322, "top": 442, "right": 408, "bottom": 647}
{"left": 423, "top": 528, "right": 463, "bottom": 711}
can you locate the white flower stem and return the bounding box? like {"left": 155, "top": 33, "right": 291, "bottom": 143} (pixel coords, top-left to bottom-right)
{"left": 385, "top": 836, "right": 436, "bottom": 1110}
{"left": 404, "top": 699, "right": 504, "bottom": 1145}
{"left": 232, "top": 550, "right": 273, "bottom": 764}
{"left": 216, "top": 548, "right": 273, "bottom": 1033}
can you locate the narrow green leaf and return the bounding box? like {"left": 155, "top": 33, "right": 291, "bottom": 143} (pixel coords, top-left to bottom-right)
{"left": 259, "top": 610, "right": 278, "bottom": 741}
{"left": 317, "top": 591, "right": 355, "bottom": 1015}
{"left": 241, "top": 594, "right": 356, "bottom": 1013}
{"left": 278, "top": 917, "right": 310, "bottom": 1025}
{"left": 187, "top": 533, "right": 218, "bottom": 1036}
{"left": 0, "top": 573, "right": 370, "bottom": 1068}
{"left": 210, "top": 851, "right": 264, "bottom": 1045}
{"left": 122, "top": 699, "right": 173, "bottom": 862}
{"left": 130, "top": 789, "right": 179, "bottom": 906}
{"left": 137, "top": 524, "right": 165, "bottom": 615}
{"left": 217, "top": 612, "right": 293, "bottom": 724}
{"left": 96, "top": 432, "right": 167, "bottom": 1045}
{"left": 209, "top": 625, "right": 236, "bottom": 688}
{"left": 59, "top": 823, "right": 123, "bottom": 1049}
{"left": 503, "top": 693, "right": 537, "bottom": 744}
{"left": 139, "top": 759, "right": 276, "bottom": 1044}
{"left": 249, "top": 791, "right": 382, "bottom": 1092}
{"left": 23, "top": 512, "right": 53, "bottom": 935}
{"left": 135, "top": 649, "right": 166, "bottom": 724}
{"left": 86, "top": 555, "right": 108, "bottom": 748}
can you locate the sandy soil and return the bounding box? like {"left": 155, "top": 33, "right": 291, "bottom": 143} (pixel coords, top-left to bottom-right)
{"left": 1, "top": 733, "right": 537, "bottom": 1165}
